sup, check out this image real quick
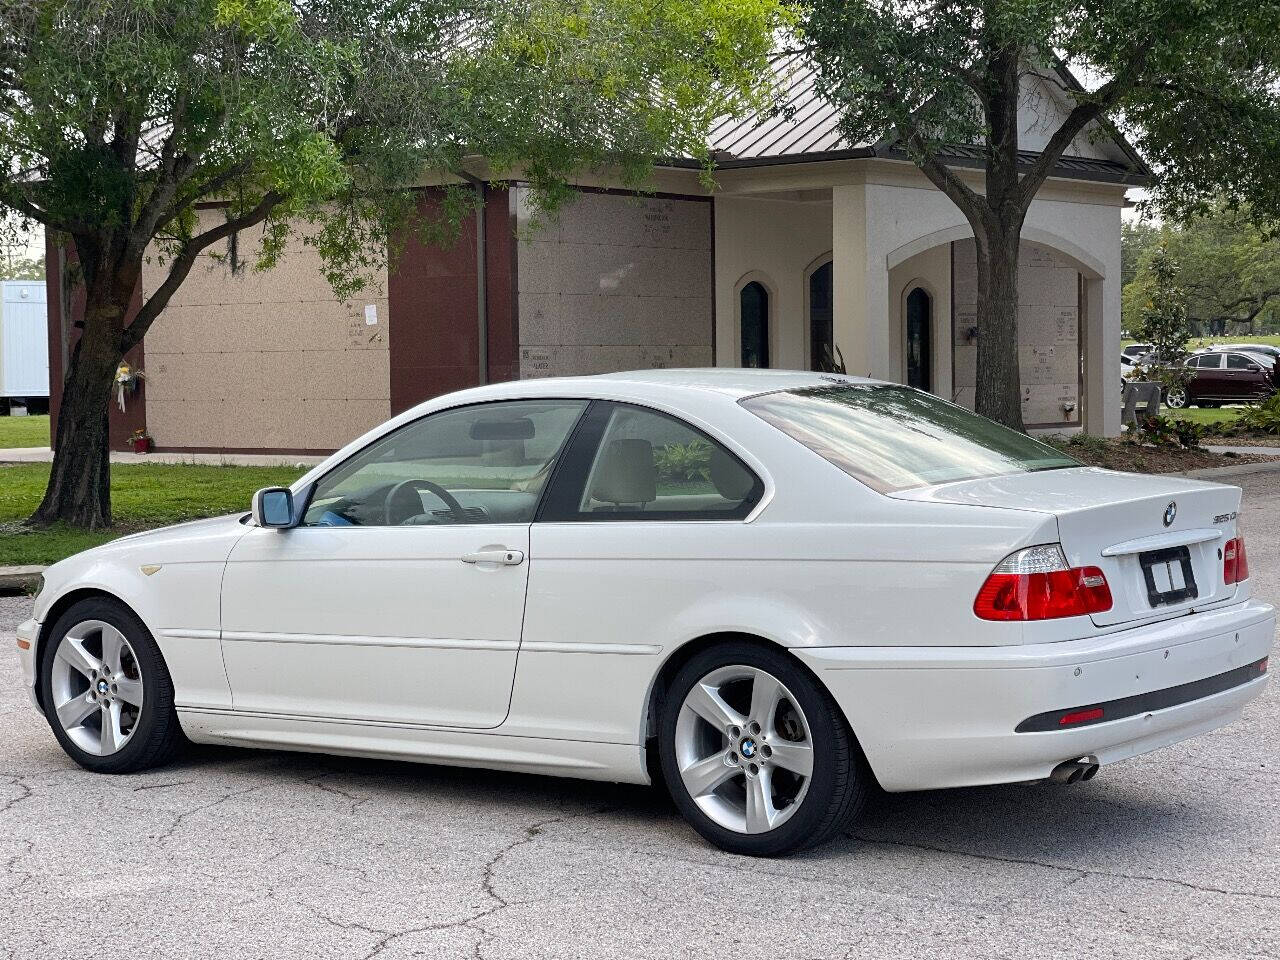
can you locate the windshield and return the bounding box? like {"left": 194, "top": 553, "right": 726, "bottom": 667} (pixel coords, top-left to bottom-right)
{"left": 741, "top": 384, "right": 1080, "bottom": 493}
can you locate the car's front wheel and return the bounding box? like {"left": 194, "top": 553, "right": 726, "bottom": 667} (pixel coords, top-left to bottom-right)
{"left": 658, "top": 641, "right": 867, "bottom": 856}
{"left": 39, "top": 597, "right": 184, "bottom": 773}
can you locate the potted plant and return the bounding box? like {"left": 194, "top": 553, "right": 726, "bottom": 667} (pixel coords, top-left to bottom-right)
{"left": 129, "top": 428, "right": 152, "bottom": 453}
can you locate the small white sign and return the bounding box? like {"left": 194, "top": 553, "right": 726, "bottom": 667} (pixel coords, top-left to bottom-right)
{"left": 364, "top": 304, "right": 378, "bottom": 325}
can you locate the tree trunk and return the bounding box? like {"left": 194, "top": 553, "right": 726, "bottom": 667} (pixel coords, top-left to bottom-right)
{"left": 27, "top": 298, "right": 127, "bottom": 529}
{"left": 974, "top": 228, "right": 1025, "bottom": 431}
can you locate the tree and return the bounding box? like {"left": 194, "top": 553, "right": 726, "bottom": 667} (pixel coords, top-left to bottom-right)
{"left": 1123, "top": 203, "right": 1280, "bottom": 336}
{"left": 0, "top": 214, "right": 42, "bottom": 278}
{"left": 0, "top": 0, "right": 784, "bottom": 529}
{"left": 0, "top": 251, "right": 42, "bottom": 280}
{"left": 1133, "top": 242, "right": 1190, "bottom": 385}
{"left": 801, "top": 0, "right": 1280, "bottom": 430}
{"left": 1121, "top": 218, "right": 1159, "bottom": 290}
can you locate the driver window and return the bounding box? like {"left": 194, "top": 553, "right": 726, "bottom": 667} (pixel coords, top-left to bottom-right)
{"left": 303, "top": 400, "right": 588, "bottom": 527}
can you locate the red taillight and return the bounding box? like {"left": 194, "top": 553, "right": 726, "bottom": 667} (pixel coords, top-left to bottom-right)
{"left": 1059, "top": 707, "right": 1104, "bottom": 726}
{"left": 974, "top": 545, "right": 1113, "bottom": 621}
{"left": 1224, "top": 536, "right": 1250, "bottom": 584}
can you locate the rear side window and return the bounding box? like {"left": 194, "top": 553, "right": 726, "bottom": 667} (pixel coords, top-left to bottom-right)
{"left": 742, "top": 385, "right": 1078, "bottom": 494}
{"left": 539, "top": 402, "right": 762, "bottom": 521}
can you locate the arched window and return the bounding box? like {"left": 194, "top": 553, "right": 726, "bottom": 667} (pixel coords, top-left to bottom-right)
{"left": 808, "top": 260, "right": 834, "bottom": 371}
{"left": 905, "top": 287, "right": 932, "bottom": 391}
{"left": 739, "top": 281, "right": 770, "bottom": 368}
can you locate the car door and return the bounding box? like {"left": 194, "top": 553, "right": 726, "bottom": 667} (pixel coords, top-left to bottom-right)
{"left": 1188, "top": 353, "right": 1223, "bottom": 400}
{"left": 219, "top": 398, "right": 588, "bottom": 728}
{"left": 1224, "top": 352, "right": 1269, "bottom": 400}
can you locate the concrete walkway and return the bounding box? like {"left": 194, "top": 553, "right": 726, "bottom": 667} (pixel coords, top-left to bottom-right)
{"left": 0, "top": 446, "right": 326, "bottom": 468}
{"left": 1205, "top": 443, "right": 1280, "bottom": 457}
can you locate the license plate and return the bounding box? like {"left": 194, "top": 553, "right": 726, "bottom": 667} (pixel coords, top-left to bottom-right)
{"left": 1139, "top": 545, "right": 1199, "bottom": 607}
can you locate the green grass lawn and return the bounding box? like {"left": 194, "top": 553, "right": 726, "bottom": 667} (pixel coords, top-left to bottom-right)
{"left": 0, "top": 462, "right": 306, "bottom": 566}
{"left": 0, "top": 414, "right": 50, "bottom": 449}
{"left": 1188, "top": 334, "right": 1280, "bottom": 349}
{"left": 1122, "top": 334, "right": 1280, "bottom": 350}
{"left": 1166, "top": 406, "right": 1246, "bottom": 428}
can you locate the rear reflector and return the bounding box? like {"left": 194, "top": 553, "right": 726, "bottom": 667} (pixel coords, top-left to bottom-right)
{"left": 974, "top": 545, "right": 1113, "bottom": 621}
{"left": 1059, "top": 707, "right": 1104, "bottom": 726}
{"left": 15, "top": 637, "right": 30, "bottom": 650}
{"left": 1224, "top": 536, "right": 1250, "bottom": 584}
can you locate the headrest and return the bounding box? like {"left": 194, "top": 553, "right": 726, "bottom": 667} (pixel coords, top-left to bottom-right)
{"left": 591, "top": 439, "right": 656, "bottom": 505}
{"left": 709, "top": 446, "right": 754, "bottom": 501}
{"left": 470, "top": 417, "right": 535, "bottom": 441}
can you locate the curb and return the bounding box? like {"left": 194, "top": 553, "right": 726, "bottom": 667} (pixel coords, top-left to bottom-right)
{"left": 0, "top": 565, "right": 45, "bottom": 595}
{"left": 1175, "top": 460, "right": 1280, "bottom": 480}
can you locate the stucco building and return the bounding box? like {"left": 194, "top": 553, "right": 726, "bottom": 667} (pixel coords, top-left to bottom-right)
{"left": 46, "top": 63, "right": 1145, "bottom": 454}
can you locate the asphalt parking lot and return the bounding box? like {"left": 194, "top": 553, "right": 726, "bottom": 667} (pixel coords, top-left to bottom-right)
{"left": 2, "top": 472, "right": 1279, "bottom": 960}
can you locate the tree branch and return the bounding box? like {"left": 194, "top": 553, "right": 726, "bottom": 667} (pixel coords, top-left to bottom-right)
{"left": 119, "top": 191, "right": 283, "bottom": 353}
{"left": 873, "top": 79, "right": 989, "bottom": 230}
{"left": 1012, "top": 71, "right": 1137, "bottom": 211}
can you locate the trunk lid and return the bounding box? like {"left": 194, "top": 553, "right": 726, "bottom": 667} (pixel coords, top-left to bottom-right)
{"left": 892, "top": 467, "right": 1242, "bottom": 627}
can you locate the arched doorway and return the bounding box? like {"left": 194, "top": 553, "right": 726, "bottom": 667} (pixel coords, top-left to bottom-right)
{"left": 739, "top": 281, "right": 770, "bottom": 368}
{"left": 905, "top": 287, "right": 932, "bottom": 391}
{"left": 808, "top": 260, "right": 833, "bottom": 371}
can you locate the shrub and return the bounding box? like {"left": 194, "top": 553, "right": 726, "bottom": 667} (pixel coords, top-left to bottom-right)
{"left": 1129, "top": 414, "right": 1202, "bottom": 449}
{"left": 1233, "top": 391, "right": 1280, "bottom": 435}
{"left": 654, "top": 439, "right": 712, "bottom": 484}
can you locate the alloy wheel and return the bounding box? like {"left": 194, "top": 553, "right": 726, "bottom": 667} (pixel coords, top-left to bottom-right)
{"left": 1165, "top": 387, "right": 1187, "bottom": 409}
{"left": 49, "top": 620, "right": 144, "bottom": 756}
{"left": 673, "top": 665, "right": 814, "bottom": 834}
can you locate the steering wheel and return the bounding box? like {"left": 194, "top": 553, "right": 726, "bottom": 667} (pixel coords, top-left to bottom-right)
{"left": 384, "top": 479, "right": 467, "bottom": 525}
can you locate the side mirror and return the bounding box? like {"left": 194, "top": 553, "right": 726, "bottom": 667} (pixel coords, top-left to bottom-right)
{"left": 251, "top": 487, "right": 296, "bottom": 529}
{"left": 1247, "top": 364, "right": 1263, "bottom": 372}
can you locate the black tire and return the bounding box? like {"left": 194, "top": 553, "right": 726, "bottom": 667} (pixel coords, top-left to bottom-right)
{"left": 39, "top": 597, "right": 185, "bottom": 773}
{"left": 658, "top": 640, "right": 868, "bottom": 856}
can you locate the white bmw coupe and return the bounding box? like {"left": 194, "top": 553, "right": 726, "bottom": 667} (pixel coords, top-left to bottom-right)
{"left": 16, "top": 370, "right": 1274, "bottom": 856}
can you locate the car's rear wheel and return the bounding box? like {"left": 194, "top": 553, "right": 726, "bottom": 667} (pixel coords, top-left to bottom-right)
{"left": 39, "top": 597, "right": 184, "bottom": 773}
{"left": 1165, "top": 386, "right": 1188, "bottom": 409}
{"left": 658, "top": 641, "right": 867, "bottom": 856}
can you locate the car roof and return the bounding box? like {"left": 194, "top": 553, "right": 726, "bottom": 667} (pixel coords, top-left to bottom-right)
{"left": 447, "top": 368, "right": 881, "bottom": 404}
{"left": 590, "top": 368, "right": 876, "bottom": 395}
{"left": 1208, "top": 343, "right": 1280, "bottom": 353}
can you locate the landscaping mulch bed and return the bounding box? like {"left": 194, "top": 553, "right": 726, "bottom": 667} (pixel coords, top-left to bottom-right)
{"left": 1049, "top": 437, "right": 1280, "bottom": 473}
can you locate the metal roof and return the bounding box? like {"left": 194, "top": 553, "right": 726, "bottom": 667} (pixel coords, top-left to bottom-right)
{"left": 685, "top": 52, "right": 1149, "bottom": 184}
{"left": 705, "top": 50, "right": 859, "bottom": 161}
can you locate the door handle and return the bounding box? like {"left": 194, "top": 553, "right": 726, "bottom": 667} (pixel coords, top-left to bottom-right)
{"left": 461, "top": 548, "right": 525, "bottom": 566}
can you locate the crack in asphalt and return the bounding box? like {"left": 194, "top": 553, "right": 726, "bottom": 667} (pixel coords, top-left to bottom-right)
{"left": 154, "top": 782, "right": 265, "bottom": 845}
{"left": 132, "top": 779, "right": 195, "bottom": 792}
{"left": 2, "top": 837, "right": 36, "bottom": 894}
{"left": 850, "top": 834, "right": 1280, "bottom": 902}
{"left": 0, "top": 772, "right": 34, "bottom": 815}
{"left": 303, "top": 770, "right": 371, "bottom": 816}
{"left": 300, "top": 805, "right": 613, "bottom": 960}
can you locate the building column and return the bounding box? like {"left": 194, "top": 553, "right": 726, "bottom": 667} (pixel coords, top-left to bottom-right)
{"left": 832, "top": 184, "right": 869, "bottom": 377}
{"left": 1084, "top": 273, "right": 1120, "bottom": 436}
{"left": 833, "top": 183, "right": 896, "bottom": 380}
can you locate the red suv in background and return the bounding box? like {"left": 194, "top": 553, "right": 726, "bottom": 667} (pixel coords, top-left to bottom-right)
{"left": 1165, "top": 351, "right": 1278, "bottom": 408}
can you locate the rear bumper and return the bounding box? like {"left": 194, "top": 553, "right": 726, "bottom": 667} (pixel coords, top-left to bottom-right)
{"left": 795, "top": 600, "right": 1275, "bottom": 792}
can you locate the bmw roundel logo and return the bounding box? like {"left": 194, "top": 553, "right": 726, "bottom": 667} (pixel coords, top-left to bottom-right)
{"left": 740, "top": 738, "right": 757, "bottom": 759}
{"left": 1163, "top": 501, "right": 1177, "bottom": 527}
